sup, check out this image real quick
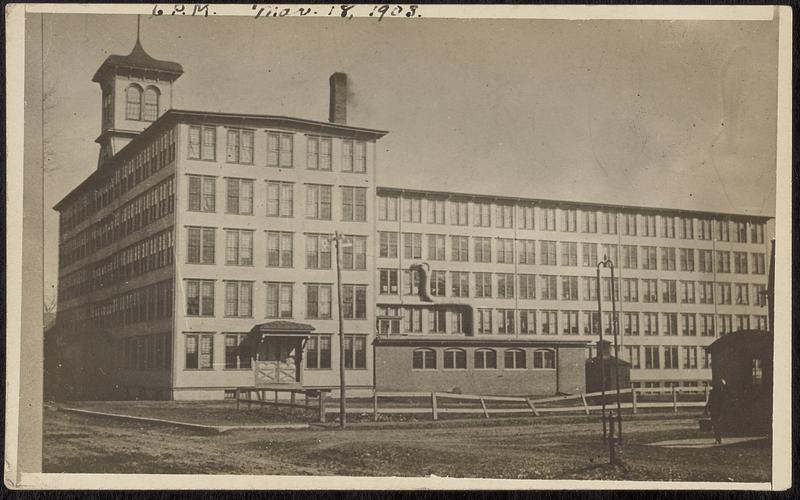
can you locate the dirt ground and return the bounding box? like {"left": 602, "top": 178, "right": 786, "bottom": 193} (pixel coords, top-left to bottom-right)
{"left": 43, "top": 403, "right": 770, "bottom": 481}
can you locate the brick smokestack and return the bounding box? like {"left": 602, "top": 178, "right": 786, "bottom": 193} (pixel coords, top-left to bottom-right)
{"left": 329, "top": 72, "right": 348, "bottom": 124}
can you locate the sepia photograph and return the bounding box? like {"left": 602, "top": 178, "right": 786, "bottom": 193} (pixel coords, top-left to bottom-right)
{"left": 5, "top": 3, "right": 792, "bottom": 490}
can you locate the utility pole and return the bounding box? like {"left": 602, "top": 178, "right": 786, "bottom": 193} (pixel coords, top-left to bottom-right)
{"left": 332, "top": 232, "right": 348, "bottom": 429}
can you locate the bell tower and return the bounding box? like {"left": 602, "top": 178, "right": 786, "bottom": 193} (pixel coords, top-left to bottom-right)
{"left": 92, "top": 18, "right": 183, "bottom": 168}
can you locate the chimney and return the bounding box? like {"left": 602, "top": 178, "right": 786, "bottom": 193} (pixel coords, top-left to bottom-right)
{"left": 329, "top": 72, "right": 348, "bottom": 124}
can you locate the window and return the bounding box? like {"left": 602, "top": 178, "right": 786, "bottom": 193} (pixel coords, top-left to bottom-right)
{"left": 188, "top": 125, "right": 216, "bottom": 161}
{"left": 661, "top": 312, "right": 678, "bottom": 336}
{"left": 343, "top": 335, "right": 367, "bottom": 369}
{"left": 412, "top": 349, "right": 436, "bottom": 369}
{"left": 660, "top": 247, "right": 676, "bottom": 271}
{"left": 661, "top": 280, "right": 677, "bottom": 303}
{"left": 267, "top": 132, "right": 293, "bottom": 168}
{"left": 541, "top": 310, "right": 558, "bottom": 335}
{"left": 751, "top": 223, "right": 765, "bottom": 244}
{"left": 702, "top": 347, "right": 712, "bottom": 369}
{"left": 306, "top": 336, "right": 332, "bottom": 369}
{"left": 752, "top": 253, "right": 766, "bottom": 274}
{"left": 520, "top": 310, "right": 537, "bottom": 334}
{"left": 474, "top": 349, "right": 497, "bottom": 369}
{"left": 266, "top": 181, "right": 294, "bottom": 217}
{"left": 379, "top": 269, "right": 400, "bottom": 295}
{"left": 342, "top": 285, "right": 367, "bottom": 319}
{"left": 443, "top": 349, "right": 467, "bottom": 369}
{"left": 225, "top": 230, "right": 254, "bottom": 266}
{"left": 644, "top": 346, "right": 660, "bottom": 369}
{"left": 403, "top": 233, "right": 423, "bottom": 259}
{"left": 641, "top": 246, "right": 658, "bottom": 270}
{"left": 561, "top": 276, "right": 578, "bottom": 301}
{"left": 450, "top": 200, "right": 469, "bottom": 225}
{"left": 496, "top": 204, "right": 513, "bottom": 228}
{"left": 700, "top": 314, "right": 715, "bottom": 337}
{"left": 681, "top": 313, "right": 696, "bottom": 336}
{"left": 224, "top": 281, "right": 253, "bottom": 317}
{"left": 474, "top": 237, "right": 492, "bottom": 263}
{"left": 582, "top": 243, "right": 598, "bottom": 267}
{"left": 560, "top": 242, "right": 578, "bottom": 266}
{"left": 753, "top": 284, "right": 767, "bottom": 306}
{"left": 477, "top": 308, "right": 493, "bottom": 334}
{"left": 377, "top": 195, "right": 398, "bottom": 221}
{"left": 224, "top": 333, "right": 251, "bottom": 369}
{"left": 519, "top": 205, "right": 535, "bottom": 229}
{"left": 497, "top": 274, "right": 515, "bottom": 299}
{"left": 641, "top": 214, "right": 657, "bottom": 237}
{"left": 561, "top": 209, "right": 577, "bottom": 232}
{"left": 698, "top": 250, "right": 714, "bottom": 272}
{"left": 188, "top": 175, "right": 216, "bottom": 212}
{"left": 717, "top": 314, "right": 733, "bottom": 335}
{"left": 623, "top": 312, "right": 639, "bottom": 336}
{"left": 697, "top": 219, "right": 713, "bottom": 240}
{"left": 620, "top": 213, "right": 637, "bottom": 236}
{"left": 305, "top": 184, "right": 332, "bottom": 220}
{"left": 143, "top": 87, "right": 159, "bottom": 121}
{"left": 450, "top": 272, "right": 469, "bottom": 297}
{"left": 518, "top": 274, "right": 536, "bottom": 300}
{"left": 680, "top": 281, "right": 695, "bottom": 303}
{"left": 475, "top": 272, "right": 493, "bottom": 298}
{"left": 731, "top": 221, "right": 748, "bottom": 243}
{"left": 379, "top": 232, "right": 399, "bottom": 258}
{"left": 540, "top": 207, "right": 556, "bottom": 231}
{"left": 717, "top": 283, "right": 732, "bottom": 305}
{"left": 187, "top": 227, "right": 215, "bottom": 264}
{"left": 225, "top": 128, "right": 254, "bottom": 164}
{"left": 734, "top": 283, "right": 749, "bottom": 305}
{"left": 561, "top": 310, "right": 578, "bottom": 335}
{"left": 641, "top": 279, "right": 658, "bottom": 303}
{"left": 600, "top": 212, "right": 617, "bottom": 234}
{"left": 266, "top": 282, "right": 293, "bottom": 318}
{"left": 642, "top": 312, "right": 658, "bottom": 336}
{"left": 186, "top": 280, "right": 214, "bottom": 316}
{"left": 306, "top": 233, "right": 332, "bottom": 269}
{"left": 621, "top": 278, "right": 638, "bottom": 303}
{"left": 266, "top": 231, "right": 293, "bottom": 268}
{"left": 306, "top": 284, "right": 332, "bottom": 319}
{"left": 430, "top": 271, "right": 446, "bottom": 297}
{"left": 679, "top": 248, "right": 695, "bottom": 271}
{"left": 474, "top": 202, "right": 491, "bottom": 227}
{"left": 733, "top": 252, "right": 748, "bottom": 274}
{"left": 342, "top": 140, "right": 366, "bottom": 173}
{"left": 681, "top": 346, "right": 698, "bottom": 370}
{"left": 582, "top": 210, "right": 597, "bottom": 233}
{"left": 125, "top": 85, "right": 142, "bottom": 120}
{"left": 582, "top": 311, "right": 599, "bottom": 335}
{"left": 306, "top": 136, "right": 332, "bottom": 170}
{"left": 518, "top": 240, "right": 535, "bottom": 264}
{"left": 601, "top": 277, "right": 618, "bottom": 302}
{"left": 678, "top": 217, "right": 693, "bottom": 239}
{"left": 735, "top": 314, "right": 750, "bottom": 331}
{"left": 427, "top": 234, "right": 446, "bottom": 261}
{"left": 504, "top": 349, "right": 527, "bottom": 369}
{"left": 582, "top": 277, "right": 598, "bottom": 301}
{"left": 751, "top": 358, "right": 763, "bottom": 385}
{"left": 497, "top": 309, "right": 515, "bottom": 334}
{"left": 626, "top": 346, "right": 641, "bottom": 369}
{"left": 225, "top": 178, "right": 254, "bottom": 215}
{"left": 496, "top": 238, "right": 514, "bottom": 264}
{"left": 533, "top": 349, "right": 555, "bottom": 369}
{"left": 341, "top": 235, "right": 367, "bottom": 270}
{"left": 540, "top": 275, "right": 558, "bottom": 300}
{"left": 540, "top": 241, "right": 557, "bottom": 265}
{"left": 427, "top": 199, "right": 446, "bottom": 224}
{"left": 716, "top": 220, "right": 729, "bottom": 241}
{"left": 403, "top": 198, "right": 422, "bottom": 223}
{"left": 451, "top": 236, "right": 469, "bottom": 262}
{"left": 377, "top": 306, "right": 401, "bottom": 335}
{"left": 661, "top": 216, "right": 676, "bottom": 238}
{"left": 185, "top": 333, "right": 213, "bottom": 370}
{"left": 663, "top": 346, "right": 679, "bottom": 369}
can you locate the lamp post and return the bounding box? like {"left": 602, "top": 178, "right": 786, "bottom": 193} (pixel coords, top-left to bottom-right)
{"left": 331, "top": 232, "right": 350, "bottom": 429}
{"left": 597, "top": 255, "right": 624, "bottom": 462}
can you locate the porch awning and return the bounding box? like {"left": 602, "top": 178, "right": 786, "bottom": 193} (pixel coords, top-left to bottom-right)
{"left": 237, "top": 321, "right": 316, "bottom": 358}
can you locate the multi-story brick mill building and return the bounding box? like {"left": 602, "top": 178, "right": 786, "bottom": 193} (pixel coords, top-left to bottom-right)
{"left": 54, "top": 37, "right": 772, "bottom": 400}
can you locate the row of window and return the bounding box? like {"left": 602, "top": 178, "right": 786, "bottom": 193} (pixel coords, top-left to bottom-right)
{"left": 60, "top": 176, "right": 176, "bottom": 268}
{"left": 60, "top": 228, "right": 175, "bottom": 301}
{"left": 187, "top": 175, "right": 369, "bottom": 221}
{"left": 377, "top": 233, "right": 767, "bottom": 274}
{"left": 625, "top": 345, "right": 711, "bottom": 370}
{"left": 411, "top": 347, "right": 555, "bottom": 371}
{"left": 377, "top": 195, "right": 766, "bottom": 244}
{"left": 187, "top": 125, "right": 368, "bottom": 172}
{"left": 382, "top": 268, "right": 767, "bottom": 306}
{"left": 376, "top": 305, "right": 766, "bottom": 337}
{"left": 117, "top": 333, "right": 171, "bottom": 371}
{"left": 123, "top": 84, "right": 161, "bottom": 122}
{"left": 182, "top": 333, "right": 367, "bottom": 371}
{"left": 183, "top": 280, "right": 368, "bottom": 320}
{"left": 60, "top": 128, "right": 175, "bottom": 232}
{"left": 87, "top": 279, "right": 174, "bottom": 330}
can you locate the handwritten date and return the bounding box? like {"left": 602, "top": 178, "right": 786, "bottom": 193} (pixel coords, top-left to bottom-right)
{"left": 151, "top": 4, "right": 422, "bottom": 20}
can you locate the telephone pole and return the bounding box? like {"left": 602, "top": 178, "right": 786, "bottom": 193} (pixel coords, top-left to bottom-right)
{"left": 332, "top": 232, "right": 348, "bottom": 429}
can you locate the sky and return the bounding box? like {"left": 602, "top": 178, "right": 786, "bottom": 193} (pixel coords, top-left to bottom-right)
{"left": 34, "top": 13, "right": 779, "bottom": 303}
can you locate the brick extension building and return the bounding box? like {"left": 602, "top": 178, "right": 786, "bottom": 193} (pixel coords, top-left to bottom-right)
{"left": 54, "top": 37, "right": 771, "bottom": 400}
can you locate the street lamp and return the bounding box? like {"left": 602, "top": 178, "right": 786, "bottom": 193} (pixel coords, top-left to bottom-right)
{"left": 331, "top": 232, "right": 351, "bottom": 429}
{"left": 597, "top": 255, "right": 624, "bottom": 463}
